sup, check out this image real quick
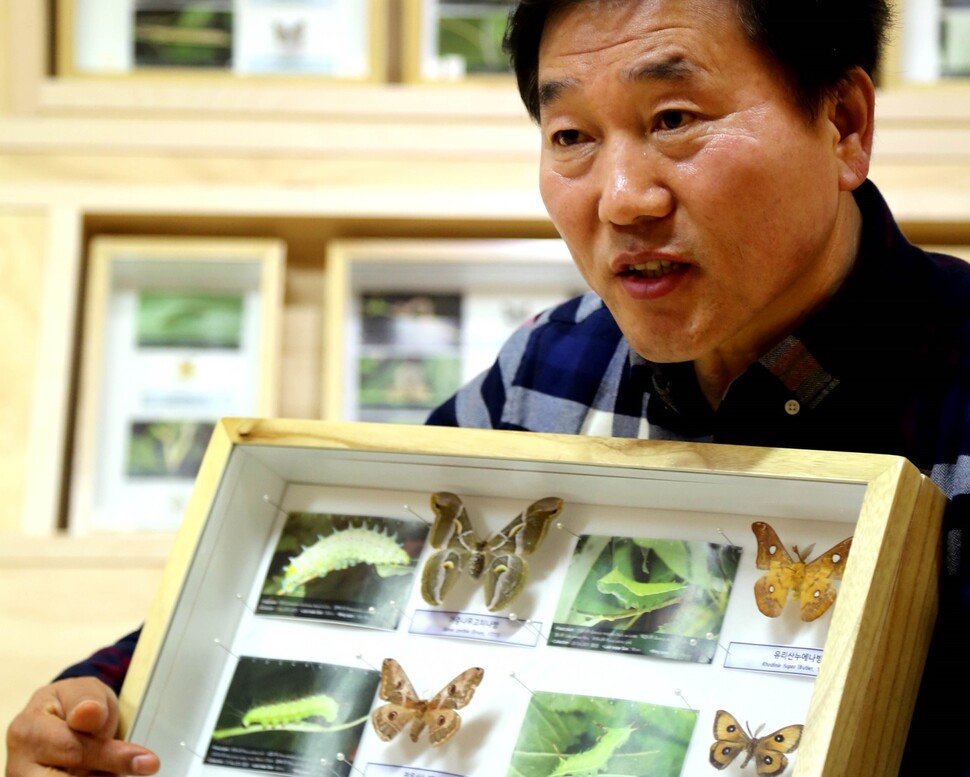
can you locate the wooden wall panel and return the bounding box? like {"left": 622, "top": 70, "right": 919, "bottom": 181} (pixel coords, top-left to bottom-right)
{"left": 0, "top": 211, "right": 47, "bottom": 534}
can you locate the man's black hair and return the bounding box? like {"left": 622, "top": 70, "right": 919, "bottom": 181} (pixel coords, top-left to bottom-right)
{"left": 504, "top": 0, "right": 893, "bottom": 122}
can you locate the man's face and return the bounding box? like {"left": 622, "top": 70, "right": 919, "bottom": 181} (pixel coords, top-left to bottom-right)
{"left": 537, "top": 0, "right": 862, "bottom": 366}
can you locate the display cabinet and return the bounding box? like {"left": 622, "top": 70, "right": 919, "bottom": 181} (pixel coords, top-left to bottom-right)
{"left": 120, "top": 418, "right": 945, "bottom": 777}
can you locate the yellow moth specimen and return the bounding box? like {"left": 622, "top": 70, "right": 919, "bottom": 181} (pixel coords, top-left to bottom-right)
{"left": 709, "top": 709, "right": 803, "bottom": 775}
{"left": 751, "top": 521, "right": 852, "bottom": 622}
{"left": 370, "top": 658, "right": 484, "bottom": 747}
{"left": 420, "top": 492, "right": 564, "bottom": 612}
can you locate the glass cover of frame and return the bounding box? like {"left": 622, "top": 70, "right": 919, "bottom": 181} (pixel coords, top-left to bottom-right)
{"left": 125, "top": 429, "right": 908, "bottom": 777}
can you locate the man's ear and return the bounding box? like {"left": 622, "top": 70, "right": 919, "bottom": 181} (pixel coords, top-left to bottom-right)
{"left": 829, "top": 66, "right": 876, "bottom": 191}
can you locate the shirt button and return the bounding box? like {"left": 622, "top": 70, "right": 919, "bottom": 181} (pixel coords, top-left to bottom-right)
{"left": 784, "top": 399, "right": 801, "bottom": 416}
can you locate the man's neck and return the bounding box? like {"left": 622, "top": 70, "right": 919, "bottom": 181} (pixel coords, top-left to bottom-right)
{"left": 692, "top": 192, "right": 864, "bottom": 410}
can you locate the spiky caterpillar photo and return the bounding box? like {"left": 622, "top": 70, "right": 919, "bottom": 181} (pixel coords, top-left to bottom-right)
{"left": 256, "top": 512, "right": 429, "bottom": 629}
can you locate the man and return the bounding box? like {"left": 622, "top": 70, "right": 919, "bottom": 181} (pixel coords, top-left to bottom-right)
{"left": 8, "top": 1, "right": 969, "bottom": 775}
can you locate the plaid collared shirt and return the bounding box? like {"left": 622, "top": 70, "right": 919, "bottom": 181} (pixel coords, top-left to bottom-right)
{"left": 429, "top": 181, "right": 970, "bottom": 521}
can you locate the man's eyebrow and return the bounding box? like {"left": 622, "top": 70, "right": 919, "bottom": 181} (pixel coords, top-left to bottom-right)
{"left": 625, "top": 56, "right": 699, "bottom": 83}
{"left": 537, "top": 77, "right": 578, "bottom": 110}
{"left": 537, "top": 57, "right": 699, "bottom": 112}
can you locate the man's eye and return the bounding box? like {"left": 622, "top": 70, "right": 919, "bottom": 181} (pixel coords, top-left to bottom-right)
{"left": 656, "top": 110, "right": 693, "bottom": 130}
{"left": 551, "top": 129, "right": 585, "bottom": 146}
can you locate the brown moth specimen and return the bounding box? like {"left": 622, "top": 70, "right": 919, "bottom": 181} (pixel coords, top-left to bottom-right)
{"left": 709, "top": 709, "right": 803, "bottom": 775}
{"left": 370, "top": 658, "right": 484, "bottom": 747}
{"left": 751, "top": 521, "right": 852, "bottom": 622}
{"left": 420, "top": 492, "right": 564, "bottom": 612}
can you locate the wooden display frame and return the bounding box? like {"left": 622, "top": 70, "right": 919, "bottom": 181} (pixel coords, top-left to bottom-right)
{"left": 321, "top": 238, "right": 584, "bottom": 423}
{"left": 69, "top": 236, "right": 285, "bottom": 533}
{"left": 55, "top": 0, "right": 388, "bottom": 82}
{"left": 120, "top": 417, "right": 944, "bottom": 777}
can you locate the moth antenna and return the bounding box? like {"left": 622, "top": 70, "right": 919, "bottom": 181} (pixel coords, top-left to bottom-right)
{"left": 261, "top": 494, "right": 285, "bottom": 514}
{"left": 509, "top": 672, "right": 536, "bottom": 696}
{"left": 212, "top": 638, "right": 239, "bottom": 659}
{"left": 403, "top": 503, "right": 432, "bottom": 525}
{"left": 235, "top": 593, "right": 256, "bottom": 614}
{"left": 674, "top": 688, "right": 696, "bottom": 712}
{"left": 715, "top": 527, "right": 734, "bottom": 545}
{"left": 180, "top": 740, "right": 204, "bottom": 760}
{"left": 555, "top": 521, "right": 582, "bottom": 538}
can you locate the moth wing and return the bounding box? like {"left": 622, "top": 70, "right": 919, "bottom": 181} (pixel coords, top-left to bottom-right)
{"left": 798, "top": 536, "right": 851, "bottom": 622}
{"left": 429, "top": 666, "right": 485, "bottom": 710}
{"left": 377, "top": 658, "right": 418, "bottom": 705}
{"left": 752, "top": 522, "right": 796, "bottom": 617}
{"left": 486, "top": 496, "right": 563, "bottom": 556}
{"left": 754, "top": 565, "right": 794, "bottom": 617}
{"left": 428, "top": 492, "right": 476, "bottom": 550}
{"left": 424, "top": 708, "right": 463, "bottom": 747}
{"left": 709, "top": 710, "right": 751, "bottom": 770}
{"left": 752, "top": 521, "right": 794, "bottom": 570}
{"left": 483, "top": 552, "right": 529, "bottom": 611}
{"left": 420, "top": 548, "right": 466, "bottom": 606}
{"left": 371, "top": 703, "right": 418, "bottom": 742}
{"left": 753, "top": 724, "right": 804, "bottom": 776}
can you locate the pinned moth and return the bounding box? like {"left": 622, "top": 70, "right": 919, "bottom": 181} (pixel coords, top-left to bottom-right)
{"left": 420, "top": 492, "right": 564, "bottom": 612}
{"left": 370, "top": 658, "right": 484, "bottom": 747}
{"left": 709, "top": 709, "right": 803, "bottom": 775}
{"left": 751, "top": 521, "right": 852, "bottom": 622}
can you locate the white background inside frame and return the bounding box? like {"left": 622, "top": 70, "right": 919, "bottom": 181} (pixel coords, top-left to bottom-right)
{"left": 170, "top": 471, "right": 865, "bottom": 777}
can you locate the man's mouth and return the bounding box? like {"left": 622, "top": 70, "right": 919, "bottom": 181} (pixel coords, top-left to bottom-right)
{"left": 621, "top": 259, "right": 687, "bottom": 279}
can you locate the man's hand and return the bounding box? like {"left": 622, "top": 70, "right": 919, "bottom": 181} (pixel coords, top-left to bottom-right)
{"left": 5, "top": 677, "right": 160, "bottom": 776}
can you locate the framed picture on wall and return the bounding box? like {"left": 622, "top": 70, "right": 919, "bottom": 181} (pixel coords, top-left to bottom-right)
{"left": 321, "top": 238, "right": 585, "bottom": 424}
{"left": 881, "top": 0, "right": 970, "bottom": 85}
{"left": 69, "top": 236, "right": 285, "bottom": 532}
{"left": 401, "top": 0, "right": 515, "bottom": 82}
{"left": 56, "top": 0, "right": 387, "bottom": 80}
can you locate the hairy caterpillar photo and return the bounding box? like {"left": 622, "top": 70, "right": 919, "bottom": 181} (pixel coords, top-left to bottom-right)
{"left": 278, "top": 523, "right": 413, "bottom": 595}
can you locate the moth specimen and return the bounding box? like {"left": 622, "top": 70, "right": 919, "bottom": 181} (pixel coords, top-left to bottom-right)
{"left": 709, "top": 709, "right": 803, "bottom": 775}
{"left": 370, "top": 658, "right": 484, "bottom": 747}
{"left": 420, "top": 492, "right": 564, "bottom": 612}
{"left": 751, "top": 521, "right": 852, "bottom": 622}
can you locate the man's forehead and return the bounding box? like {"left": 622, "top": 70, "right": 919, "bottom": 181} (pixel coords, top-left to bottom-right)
{"left": 535, "top": 2, "right": 723, "bottom": 104}
{"left": 538, "top": 0, "right": 736, "bottom": 56}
